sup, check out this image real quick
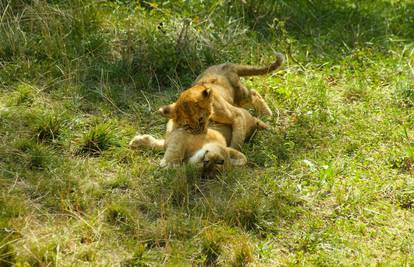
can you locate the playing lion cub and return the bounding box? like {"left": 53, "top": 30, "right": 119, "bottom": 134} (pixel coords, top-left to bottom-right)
{"left": 130, "top": 128, "right": 245, "bottom": 177}
{"left": 159, "top": 53, "right": 284, "bottom": 149}
{"left": 130, "top": 107, "right": 268, "bottom": 170}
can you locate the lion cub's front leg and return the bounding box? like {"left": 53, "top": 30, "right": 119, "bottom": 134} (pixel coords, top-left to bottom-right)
{"left": 230, "top": 112, "right": 247, "bottom": 149}
{"left": 211, "top": 98, "right": 247, "bottom": 149}
{"left": 160, "top": 130, "right": 188, "bottom": 167}
{"left": 161, "top": 142, "right": 186, "bottom": 167}
{"left": 129, "top": 134, "right": 165, "bottom": 151}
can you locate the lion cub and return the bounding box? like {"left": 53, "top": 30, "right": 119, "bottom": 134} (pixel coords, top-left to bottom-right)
{"left": 130, "top": 108, "right": 268, "bottom": 169}
{"left": 159, "top": 53, "right": 284, "bottom": 149}
{"left": 130, "top": 127, "right": 247, "bottom": 170}
{"left": 188, "top": 143, "right": 247, "bottom": 178}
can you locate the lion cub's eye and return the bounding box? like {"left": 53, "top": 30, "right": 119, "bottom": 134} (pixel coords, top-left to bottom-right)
{"left": 215, "top": 159, "right": 225, "bottom": 165}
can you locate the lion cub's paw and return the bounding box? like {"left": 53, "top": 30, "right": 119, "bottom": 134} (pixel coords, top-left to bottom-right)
{"left": 160, "top": 158, "right": 167, "bottom": 168}
{"left": 129, "top": 134, "right": 155, "bottom": 149}
{"left": 159, "top": 158, "right": 180, "bottom": 168}
{"left": 262, "top": 106, "right": 273, "bottom": 116}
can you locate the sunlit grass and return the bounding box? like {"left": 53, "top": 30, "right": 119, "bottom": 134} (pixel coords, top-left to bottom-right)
{"left": 1, "top": 0, "right": 414, "bottom": 265}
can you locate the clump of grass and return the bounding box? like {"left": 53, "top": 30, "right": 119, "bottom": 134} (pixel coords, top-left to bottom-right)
{"left": 34, "top": 111, "right": 65, "bottom": 142}
{"left": 395, "top": 80, "right": 414, "bottom": 107}
{"left": 104, "top": 175, "right": 131, "bottom": 191}
{"left": 0, "top": 196, "right": 27, "bottom": 265}
{"left": 152, "top": 166, "right": 200, "bottom": 208}
{"left": 13, "top": 239, "right": 58, "bottom": 266}
{"left": 14, "top": 139, "right": 54, "bottom": 170}
{"left": 0, "top": 239, "right": 15, "bottom": 266}
{"left": 343, "top": 81, "right": 368, "bottom": 102}
{"left": 225, "top": 196, "right": 262, "bottom": 231}
{"left": 230, "top": 239, "right": 255, "bottom": 267}
{"left": 199, "top": 226, "right": 256, "bottom": 266}
{"left": 199, "top": 227, "right": 226, "bottom": 265}
{"left": 396, "top": 189, "right": 414, "bottom": 209}
{"left": 122, "top": 244, "right": 150, "bottom": 267}
{"left": 77, "top": 247, "right": 97, "bottom": 263}
{"left": 77, "top": 122, "right": 119, "bottom": 155}
{"left": 106, "top": 203, "right": 137, "bottom": 234}
{"left": 7, "top": 83, "right": 37, "bottom": 106}
{"left": 390, "top": 145, "right": 414, "bottom": 174}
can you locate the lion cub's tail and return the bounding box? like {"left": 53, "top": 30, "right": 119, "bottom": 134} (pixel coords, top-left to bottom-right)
{"left": 231, "top": 52, "right": 284, "bottom": 77}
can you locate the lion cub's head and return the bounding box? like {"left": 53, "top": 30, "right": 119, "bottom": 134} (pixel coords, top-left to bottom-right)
{"left": 159, "top": 85, "right": 213, "bottom": 134}
{"left": 200, "top": 145, "right": 227, "bottom": 178}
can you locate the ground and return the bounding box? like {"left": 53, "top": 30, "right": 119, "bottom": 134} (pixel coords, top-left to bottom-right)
{"left": 1, "top": 0, "right": 414, "bottom": 266}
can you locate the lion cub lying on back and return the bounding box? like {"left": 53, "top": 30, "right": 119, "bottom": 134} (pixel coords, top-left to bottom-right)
{"left": 130, "top": 123, "right": 247, "bottom": 173}
{"left": 130, "top": 107, "right": 268, "bottom": 170}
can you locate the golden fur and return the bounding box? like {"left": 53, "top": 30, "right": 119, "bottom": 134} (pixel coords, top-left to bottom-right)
{"left": 129, "top": 108, "right": 267, "bottom": 172}
{"left": 159, "top": 53, "right": 284, "bottom": 149}
{"left": 129, "top": 123, "right": 247, "bottom": 171}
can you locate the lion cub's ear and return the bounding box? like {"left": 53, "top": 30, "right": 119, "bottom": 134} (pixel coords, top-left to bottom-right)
{"left": 158, "top": 103, "right": 176, "bottom": 119}
{"left": 202, "top": 88, "right": 212, "bottom": 98}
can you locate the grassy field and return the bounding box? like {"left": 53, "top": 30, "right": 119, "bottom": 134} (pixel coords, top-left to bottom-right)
{"left": 1, "top": 0, "right": 414, "bottom": 265}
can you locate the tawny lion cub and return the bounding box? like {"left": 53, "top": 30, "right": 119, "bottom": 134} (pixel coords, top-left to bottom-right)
{"left": 130, "top": 108, "right": 268, "bottom": 169}
{"left": 129, "top": 126, "right": 247, "bottom": 169}
{"left": 159, "top": 53, "right": 284, "bottom": 149}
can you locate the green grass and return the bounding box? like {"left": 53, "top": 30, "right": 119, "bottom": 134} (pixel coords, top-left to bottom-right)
{"left": 1, "top": 0, "right": 414, "bottom": 265}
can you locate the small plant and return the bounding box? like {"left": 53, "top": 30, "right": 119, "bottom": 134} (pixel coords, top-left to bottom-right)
{"left": 230, "top": 240, "right": 254, "bottom": 267}
{"left": 122, "top": 244, "right": 150, "bottom": 267}
{"left": 200, "top": 228, "right": 226, "bottom": 266}
{"left": 390, "top": 145, "right": 414, "bottom": 174}
{"left": 14, "top": 139, "right": 53, "bottom": 170}
{"left": 105, "top": 175, "right": 130, "bottom": 190}
{"left": 396, "top": 189, "right": 414, "bottom": 209}
{"left": 225, "top": 195, "right": 262, "bottom": 231}
{"left": 343, "top": 83, "right": 368, "bottom": 102}
{"left": 7, "top": 83, "right": 37, "bottom": 106}
{"left": 395, "top": 81, "right": 414, "bottom": 107}
{"left": 77, "top": 122, "right": 119, "bottom": 155}
{"left": 105, "top": 203, "right": 137, "bottom": 233}
{"left": 34, "top": 112, "right": 65, "bottom": 142}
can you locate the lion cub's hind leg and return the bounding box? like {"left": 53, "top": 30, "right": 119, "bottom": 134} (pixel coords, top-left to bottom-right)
{"left": 250, "top": 89, "right": 273, "bottom": 116}
{"left": 232, "top": 79, "right": 273, "bottom": 116}
{"left": 129, "top": 134, "right": 165, "bottom": 151}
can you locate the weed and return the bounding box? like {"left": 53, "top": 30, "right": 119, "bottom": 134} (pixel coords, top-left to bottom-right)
{"left": 395, "top": 80, "right": 414, "bottom": 107}
{"left": 6, "top": 83, "right": 37, "bottom": 106}
{"left": 77, "top": 122, "right": 119, "bottom": 155}
{"left": 14, "top": 139, "right": 54, "bottom": 170}
{"left": 122, "top": 244, "right": 150, "bottom": 267}
{"left": 230, "top": 240, "right": 254, "bottom": 267}
{"left": 34, "top": 112, "right": 65, "bottom": 142}
{"left": 199, "top": 227, "right": 226, "bottom": 265}
{"left": 105, "top": 203, "right": 137, "bottom": 234}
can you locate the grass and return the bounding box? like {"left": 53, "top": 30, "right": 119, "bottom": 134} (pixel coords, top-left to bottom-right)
{"left": 1, "top": 0, "right": 414, "bottom": 265}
